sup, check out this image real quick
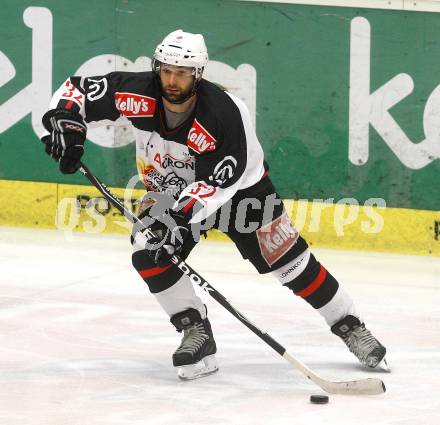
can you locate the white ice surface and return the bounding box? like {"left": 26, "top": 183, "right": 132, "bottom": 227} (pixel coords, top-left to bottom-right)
{"left": 0, "top": 226, "right": 439, "bottom": 425}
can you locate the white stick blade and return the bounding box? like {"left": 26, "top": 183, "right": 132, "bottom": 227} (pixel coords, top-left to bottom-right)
{"left": 283, "top": 351, "right": 386, "bottom": 395}
{"left": 318, "top": 377, "right": 386, "bottom": 395}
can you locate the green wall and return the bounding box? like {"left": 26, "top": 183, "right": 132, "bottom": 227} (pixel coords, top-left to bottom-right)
{"left": 1, "top": 0, "right": 439, "bottom": 209}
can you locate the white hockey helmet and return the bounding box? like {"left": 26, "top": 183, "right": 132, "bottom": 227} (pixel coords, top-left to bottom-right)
{"left": 153, "top": 29, "right": 208, "bottom": 78}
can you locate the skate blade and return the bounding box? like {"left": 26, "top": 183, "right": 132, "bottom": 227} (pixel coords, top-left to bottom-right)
{"left": 177, "top": 355, "right": 219, "bottom": 380}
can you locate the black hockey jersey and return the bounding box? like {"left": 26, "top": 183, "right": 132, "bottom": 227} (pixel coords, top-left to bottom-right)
{"left": 47, "top": 72, "right": 266, "bottom": 223}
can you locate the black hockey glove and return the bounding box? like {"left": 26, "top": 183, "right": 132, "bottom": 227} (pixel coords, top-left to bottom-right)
{"left": 41, "top": 109, "right": 87, "bottom": 174}
{"left": 133, "top": 207, "right": 191, "bottom": 268}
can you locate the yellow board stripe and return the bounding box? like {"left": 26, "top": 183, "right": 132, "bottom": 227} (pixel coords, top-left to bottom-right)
{"left": 1, "top": 179, "right": 439, "bottom": 256}
{"left": 0, "top": 180, "right": 58, "bottom": 229}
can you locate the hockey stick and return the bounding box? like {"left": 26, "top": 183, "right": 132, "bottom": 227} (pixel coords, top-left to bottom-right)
{"left": 78, "top": 161, "right": 386, "bottom": 395}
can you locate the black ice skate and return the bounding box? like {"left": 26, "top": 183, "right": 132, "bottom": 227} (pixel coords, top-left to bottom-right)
{"left": 170, "top": 308, "right": 218, "bottom": 380}
{"left": 331, "top": 315, "right": 388, "bottom": 369}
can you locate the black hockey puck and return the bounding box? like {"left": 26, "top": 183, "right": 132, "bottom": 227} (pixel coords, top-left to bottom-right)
{"left": 310, "top": 394, "right": 329, "bottom": 404}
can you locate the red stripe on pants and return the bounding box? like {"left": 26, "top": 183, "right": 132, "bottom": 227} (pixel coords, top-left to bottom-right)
{"left": 296, "top": 265, "right": 327, "bottom": 298}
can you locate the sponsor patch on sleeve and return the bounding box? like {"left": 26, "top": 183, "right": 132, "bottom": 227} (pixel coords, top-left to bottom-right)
{"left": 86, "top": 77, "right": 108, "bottom": 101}
{"left": 209, "top": 156, "right": 237, "bottom": 186}
{"left": 256, "top": 211, "right": 299, "bottom": 267}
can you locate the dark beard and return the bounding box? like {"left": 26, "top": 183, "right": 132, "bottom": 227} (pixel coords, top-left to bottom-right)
{"left": 161, "top": 84, "right": 195, "bottom": 104}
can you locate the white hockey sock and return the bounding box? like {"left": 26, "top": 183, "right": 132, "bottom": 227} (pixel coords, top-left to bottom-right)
{"left": 271, "top": 249, "right": 311, "bottom": 284}
{"left": 317, "top": 286, "right": 360, "bottom": 326}
{"left": 154, "top": 275, "right": 206, "bottom": 319}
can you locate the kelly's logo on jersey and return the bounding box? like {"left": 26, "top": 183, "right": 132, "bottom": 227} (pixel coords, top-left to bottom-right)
{"left": 187, "top": 119, "right": 217, "bottom": 154}
{"left": 115, "top": 92, "right": 156, "bottom": 117}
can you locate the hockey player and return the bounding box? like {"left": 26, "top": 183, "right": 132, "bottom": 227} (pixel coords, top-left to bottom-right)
{"left": 41, "top": 29, "right": 387, "bottom": 380}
